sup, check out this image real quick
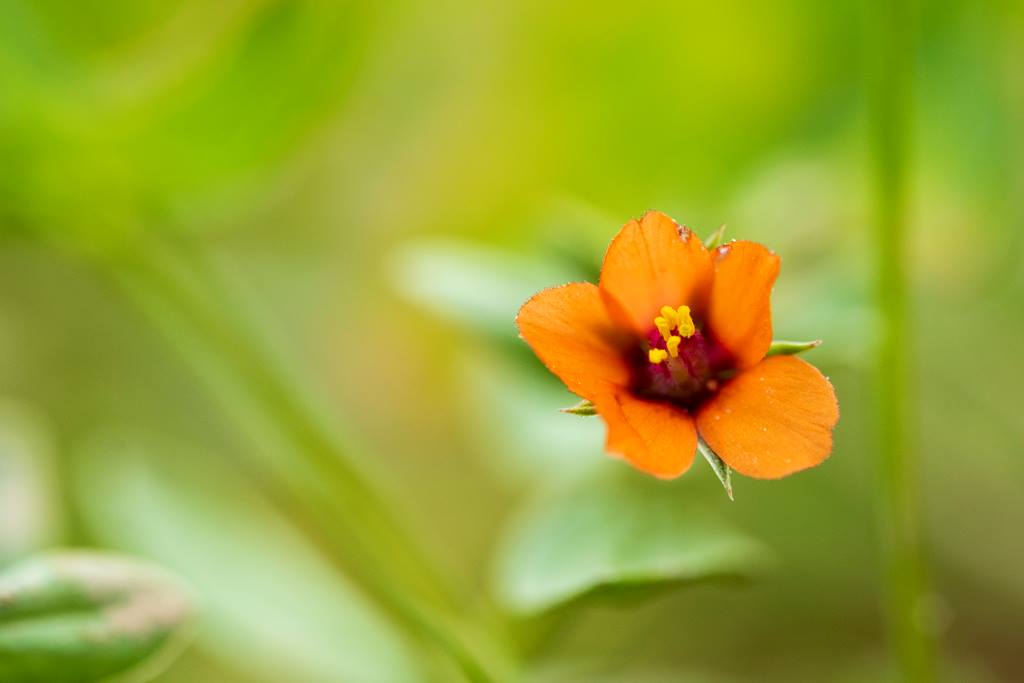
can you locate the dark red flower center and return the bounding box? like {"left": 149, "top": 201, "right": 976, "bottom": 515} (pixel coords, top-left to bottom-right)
{"left": 630, "top": 305, "right": 731, "bottom": 410}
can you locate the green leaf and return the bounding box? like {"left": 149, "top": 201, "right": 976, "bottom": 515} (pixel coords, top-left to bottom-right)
{"left": 0, "top": 550, "right": 196, "bottom": 683}
{"left": 0, "top": 401, "right": 62, "bottom": 565}
{"left": 493, "top": 472, "right": 769, "bottom": 615}
{"left": 0, "top": 3, "right": 378, "bottom": 244}
{"left": 390, "top": 240, "right": 583, "bottom": 341}
{"left": 72, "top": 431, "right": 425, "bottom": 683}
{"left": 697, "top": 438, "right": 733, "bottom": 500}
{"left": 457, "top": 347, "right": 605, "bottom": 486}
{"left": 703, "top": 224, "right": 727, "bottom": 249}
{"left": 560, "top": 399, "right": 597, "bottom": 416}
{"left": 766, "top": 339, "right": 822, "bottom": 356}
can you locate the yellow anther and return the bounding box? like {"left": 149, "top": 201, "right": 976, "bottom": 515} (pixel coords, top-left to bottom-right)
{"left": 654, "top": 304, "right": 696, "bottom": 341}
{"left": 660, "top": 305, "right": 680, "bottom": 328}
{"left": 666, "top": 335, "right": 682, "bottom": 358}
{"left": 675, "top": 305, "right": 695, "bottom": 338}
{"left": 648, "top": 348, "right": 668, "bottom": 364}
{"left": 654, "top": 316, "right": 672, "bottom": 341}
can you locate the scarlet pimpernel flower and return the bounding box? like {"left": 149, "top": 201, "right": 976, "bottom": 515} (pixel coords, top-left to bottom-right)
{"left": 516, "top": 211, "right": 839, "bottom": 481}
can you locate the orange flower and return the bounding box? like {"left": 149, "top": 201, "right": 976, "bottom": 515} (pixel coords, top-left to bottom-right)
{"left": 516, "top": 211, "right": 839, "bottom": 480}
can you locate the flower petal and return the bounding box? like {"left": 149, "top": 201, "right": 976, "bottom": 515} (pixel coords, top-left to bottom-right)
{"left": 593, "top": 389, "right": 697, "bottom": 479}
{"left": 706, "top": 240, "right": 780, "bottom": 368}
{"left": 599, "top": 211, "right": 713, "bottom": 335}
{"left": 696, "top": 356, "right": 839, "bottom": 479}
{"left": 516, "top": 282, "right": 630, "bottom": 401}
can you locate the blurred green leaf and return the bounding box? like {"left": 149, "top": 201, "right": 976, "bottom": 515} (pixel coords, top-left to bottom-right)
{"left": 526, "top": 665, "right": 743, "bottom": 683}
{"left": 0, "top": 1, "right": 375, "bottom": 243}
{"left": 127, "top": 2, "right": 372, "bottom": 206}
{"left": 391, "top": 240, "right": 584, "bottom": 341}
{"left": 493, "top": 472, "right": 770, "bottom": 615}
{"left": 0, "top": 550, "right": 195, "bottom": 683}
{"left": 0, "top": 400, "right": 62, "bottom": 565}
{"left": 726, "top": 156, "right": 873, "bottom": 370}
{"left": 457, "top": 347, "right": 605, "bottom": 485}
{"left": 72, "top": 431, "right": 425, "bottom": 683}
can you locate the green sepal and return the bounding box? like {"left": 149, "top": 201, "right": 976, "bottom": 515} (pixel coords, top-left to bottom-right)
{"left": 560, "top": 399, "right": 597, "bottom": 416}
{"left": 703, "top": 224, "right": 727, "bottom": 250}
{"left": 766, "top": 339, "right": 822, "bottom": 357}
{"left": 697, "top": 438, "right": 733, "bottom": 500}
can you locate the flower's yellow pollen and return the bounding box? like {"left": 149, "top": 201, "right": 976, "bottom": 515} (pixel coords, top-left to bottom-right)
{"left": 648, "top": 348, "right": 668, "bottom": 364}
{"left": 666, "top": 335, "right": 682, "bottom": 358}
{"left": 652, "top": 304, "right": 695, "bottom": 341}
{"left": 675, "top": 305, "right": 695, "bottom": 338}
{"left": 654, "top": 316, "right": 673, "bottom": 341}
{"left": 660, "top": 306, "right": 679, "bottom": 328}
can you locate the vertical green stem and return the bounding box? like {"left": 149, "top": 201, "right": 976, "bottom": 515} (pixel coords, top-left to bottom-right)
{"left": 867, "top": 0, "right": 934, "bottom": 680}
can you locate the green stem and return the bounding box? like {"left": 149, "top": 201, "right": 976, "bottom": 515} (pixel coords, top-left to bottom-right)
{"left": 867, "top": 0, "right": 935, "bottom": 680}
{"left": 101, "top": 237, "right": 505, "bottom": 683}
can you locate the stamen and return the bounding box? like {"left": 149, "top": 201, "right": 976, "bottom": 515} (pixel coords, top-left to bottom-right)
{"left": 648, "top": 348, "right": 668, "bottom": 364}
{"left": 666, "top": 335, "right": 682, "bottom": 358}
{"left": 641, "top": 303, "right": 712, "bottom": 405}
{"left": 654, "top": 316, "right": 673, "bottom": 342}
{"left": 652, "top": 304, "right": 696, "bottom": 342}
{"left": 660, "top": 305, "right": 679, "bottom": 328}
{"left": 675, "top": 305, "right": 695, "bottom": 338}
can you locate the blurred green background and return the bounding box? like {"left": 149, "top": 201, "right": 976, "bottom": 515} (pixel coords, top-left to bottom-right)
{"left": 1, "top": 1, "right": 1022, "bottom": 681}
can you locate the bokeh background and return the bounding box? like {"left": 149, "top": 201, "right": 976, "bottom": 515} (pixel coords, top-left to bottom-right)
{"left": 1, "top": 1, "right": 1022, "bottom": 681}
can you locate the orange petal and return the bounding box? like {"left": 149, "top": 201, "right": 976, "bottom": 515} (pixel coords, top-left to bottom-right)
{"left": 696, "top": 356, "right": 839, "bottom": 479}
{"left": 599, "top": 211, "right": 713, "bottom": 336}
{"left": 516, "top": 282, "right": 630, "bottom": 401}
{"left": 593, "top": 389, "right": 697, "bottom": 479}
{"left": 706, "top": 240, "right": 780, "bottom": 368}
